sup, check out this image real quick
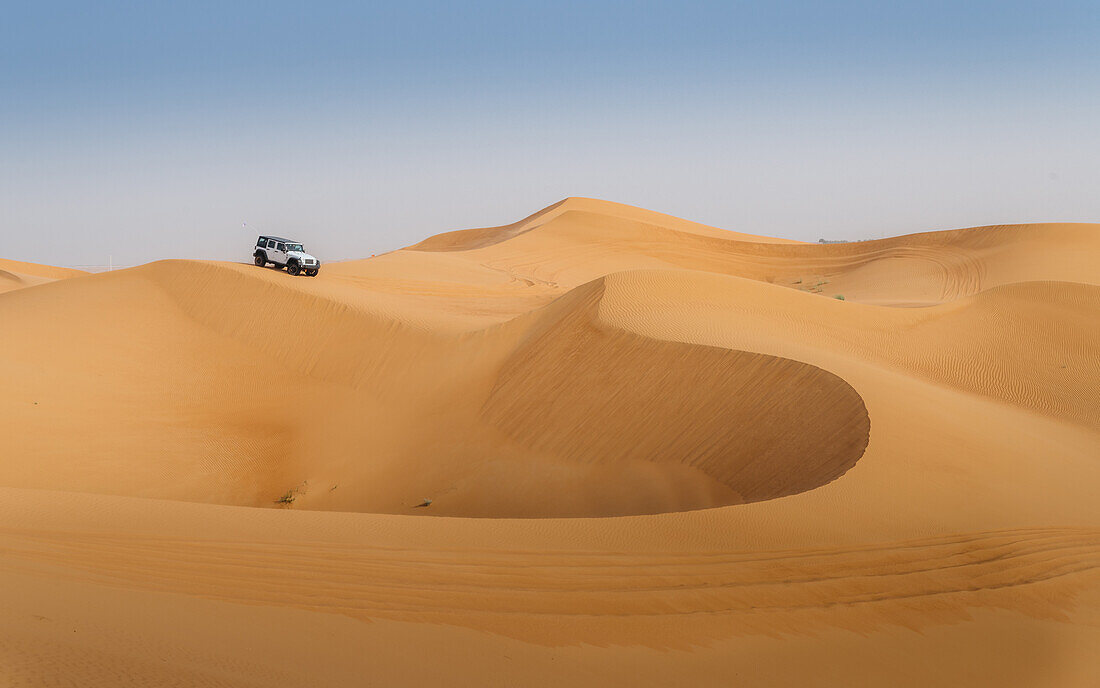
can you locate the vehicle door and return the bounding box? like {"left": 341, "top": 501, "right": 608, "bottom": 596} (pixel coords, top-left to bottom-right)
{"left": 272, "top": 240, "right": 287, "bottom": 265}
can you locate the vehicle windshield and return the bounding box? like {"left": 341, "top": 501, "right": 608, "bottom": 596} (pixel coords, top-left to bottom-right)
{"left": 285, "top": 244, "right": 303, "bottom": 252}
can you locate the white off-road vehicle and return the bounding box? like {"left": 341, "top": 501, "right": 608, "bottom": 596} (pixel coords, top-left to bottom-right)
{"left": 253, "top": 235, "right": 320, "bottom": 276}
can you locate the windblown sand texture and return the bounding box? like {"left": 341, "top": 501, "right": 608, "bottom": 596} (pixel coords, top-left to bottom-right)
{"left": 1, "top": 198, "right": 1098, "bottom": 686}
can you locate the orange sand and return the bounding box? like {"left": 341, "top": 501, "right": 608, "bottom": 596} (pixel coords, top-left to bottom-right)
{"left": 1, "top": 198, "right": 1097, "bottom": 685}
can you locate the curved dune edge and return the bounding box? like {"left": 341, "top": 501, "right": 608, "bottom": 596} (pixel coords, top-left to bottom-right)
{"left": 595, "top": 270, "right": 1100, "bottom": 430}
{"left": 481, "top": 278, "right": 870, "bottom": 514}
{"left": 0, "top": 260, "right": 870, "bottom": 517}
{"left": 1, "top": 199, "right": 1099, "bottom": 686}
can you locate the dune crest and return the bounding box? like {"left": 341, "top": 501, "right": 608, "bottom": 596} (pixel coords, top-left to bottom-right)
{"left": 482, "top": 277, "right": 870, "bottom": 513}
{"left": 1, "top": 199, "right": 1098, "bottom": 686}
{"left": 0, "top": 259, "right": 869, "bottom": 517}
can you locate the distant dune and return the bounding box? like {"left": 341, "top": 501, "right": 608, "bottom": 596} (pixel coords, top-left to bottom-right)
{"left": 1, "top": 198, "right": 1098, "bottom": 686}
{"left": 0, "top": 258, "right": 86, "bottom": 294}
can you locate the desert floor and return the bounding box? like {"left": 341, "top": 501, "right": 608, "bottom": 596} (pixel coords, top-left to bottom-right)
{"left": 1, "top": 198, "right": 1097, "bottom": 686}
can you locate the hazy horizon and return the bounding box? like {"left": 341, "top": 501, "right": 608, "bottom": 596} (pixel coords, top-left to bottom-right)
{"left": 3, "top": 1, "right": 1099, "bottom": 267}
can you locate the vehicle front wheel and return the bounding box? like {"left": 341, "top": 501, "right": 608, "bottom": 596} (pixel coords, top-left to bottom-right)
{"left": 287, "top": 262, "right": 301, "bottom": 276}
{"left": 254, "top": 253, "right": 266, "bottom": 267}
{"left": 305, "top": 269, "right": 318, "bottom": 277}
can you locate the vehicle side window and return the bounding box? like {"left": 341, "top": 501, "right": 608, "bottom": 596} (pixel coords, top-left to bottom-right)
{"left": 277, "top": 243, "right": 285, "bottom": 252}
{"left": 267, "top": 240, "right": 276, "bottom": 249}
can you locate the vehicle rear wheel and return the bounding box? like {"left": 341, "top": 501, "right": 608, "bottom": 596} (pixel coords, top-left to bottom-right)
{"left": 287, "top": 262, "right": 301, "bottom": 276}
{"left": 254, "top": 253, "right": 266, "bottom": 267}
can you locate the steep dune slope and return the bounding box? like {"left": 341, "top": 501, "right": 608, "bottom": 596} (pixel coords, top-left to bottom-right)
{"left": 480, "top": 278, "right": 870, "bottom": 513}
{"left": 597, "top": 270, "right": 1100, "bottom": 429}
{"left": 0, "top": 260, "right": 870, "bottom": 517}
{"left": 1, "top": 198, "right": 1098, "bottom": 686}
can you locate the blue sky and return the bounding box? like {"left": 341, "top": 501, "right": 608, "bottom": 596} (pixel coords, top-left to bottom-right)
{"left": 2, "top": 1, "right": 1099, "bottom": 266}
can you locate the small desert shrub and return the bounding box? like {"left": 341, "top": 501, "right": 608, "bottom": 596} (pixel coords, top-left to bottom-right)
{"left": 834, "top": 294, "right": 845, "bottom": 300}
{"left": 275, "top": 481, "right": 309, "bottom": 506}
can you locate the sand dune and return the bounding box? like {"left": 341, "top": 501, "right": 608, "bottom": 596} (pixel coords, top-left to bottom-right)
{"left": 1, "top": 198, "right": 1098, "bottom": 686}
{"left": 0, "top": 258, "right": 86, "bottom": 294}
